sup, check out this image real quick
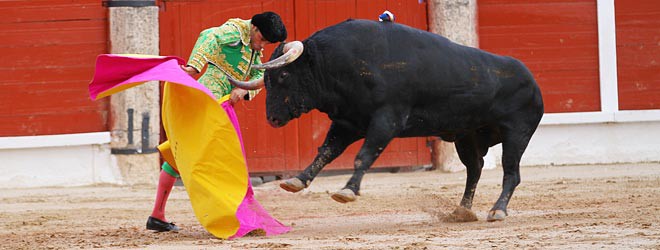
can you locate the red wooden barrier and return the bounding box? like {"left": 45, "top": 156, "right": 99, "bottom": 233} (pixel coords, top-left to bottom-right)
{"left": 615, "top": 0, "right": 660, "bottom": 110}
{"left": 159, "top": 0, "right": 431, "bottom": 173}
{"left": 0, "top": 1, "right": 109, "bottom": 136}
{"left": 478, "top": 0, "right": 600, "bottom": 113}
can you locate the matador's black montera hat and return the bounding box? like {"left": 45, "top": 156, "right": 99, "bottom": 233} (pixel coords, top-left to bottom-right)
{"left": 251, "top": 11, "right": 287, "bottom": 43}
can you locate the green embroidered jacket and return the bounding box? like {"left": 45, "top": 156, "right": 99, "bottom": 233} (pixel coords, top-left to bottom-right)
{"left": 187, "top": 18, "right": 263, "bottom": 100}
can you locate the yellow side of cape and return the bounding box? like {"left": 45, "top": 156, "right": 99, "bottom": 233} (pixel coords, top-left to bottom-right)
{"left": 159, "top": 82, "right": 247, "bottom": 238}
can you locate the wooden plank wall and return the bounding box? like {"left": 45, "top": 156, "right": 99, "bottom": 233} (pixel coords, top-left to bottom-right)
{"left": 615, "top": 0, "right": 660, "bottom": 110}
{"left": 0, "top": 1, "right": 109, "bottom": 136}
{"left": 478, "top": 0, "right": 600, "bottom": 113}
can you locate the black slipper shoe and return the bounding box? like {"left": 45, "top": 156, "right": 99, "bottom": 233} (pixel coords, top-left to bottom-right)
{"left": 146, "top": 216, "right": 180, "bottom": 232}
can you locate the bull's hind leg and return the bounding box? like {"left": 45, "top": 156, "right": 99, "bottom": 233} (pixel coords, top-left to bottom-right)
{"left": 280, "top": 122, "right": 360, "bottom": 193}
{"left": 455, "top": 132, "right": 490, "bottom": 209}
{"left": 451, "top": 132, "right": 490, "bottom": 222}
{"left": 488, "top": 119, "right": 539, "bottom": 221}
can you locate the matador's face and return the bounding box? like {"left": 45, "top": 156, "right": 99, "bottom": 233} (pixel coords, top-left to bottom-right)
{"left": 250, "top": 26, "right": 271, "bottom": 51}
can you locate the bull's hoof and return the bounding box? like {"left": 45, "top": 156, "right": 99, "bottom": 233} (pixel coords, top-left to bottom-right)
{"left": 486, "top": 210, "right": 507, "bottom": 222}
{"left": 330, "top": 189, "right": 357, "bottom": 203}
{"left": 279, "top": 178, "right": 306, "bottom": 193}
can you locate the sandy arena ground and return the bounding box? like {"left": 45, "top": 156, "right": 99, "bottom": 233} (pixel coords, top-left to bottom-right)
{"left": 1, "top": 163, "right": 659, "bottom": 249}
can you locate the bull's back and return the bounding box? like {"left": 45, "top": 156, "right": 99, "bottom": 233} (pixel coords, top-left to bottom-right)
{"left": 313, "top": 20, "right": 542, "bottom": 134}
{"left": 315, "top": 19, "right": 523, "bottom": 97}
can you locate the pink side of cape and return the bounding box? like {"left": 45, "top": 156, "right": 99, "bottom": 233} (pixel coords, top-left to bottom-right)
{"left": 88, "top": 54, "right": 214, "bottom": 100}
{"left": 222, "top": 101, "right": 291, "bottom": 239}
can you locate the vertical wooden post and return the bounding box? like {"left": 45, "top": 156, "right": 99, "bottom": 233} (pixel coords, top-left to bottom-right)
{"left": 426, "top": 0, "right": 497, "bottom": 172}
{"left": 106, "top": 0, "right": 162, "bottom": 184}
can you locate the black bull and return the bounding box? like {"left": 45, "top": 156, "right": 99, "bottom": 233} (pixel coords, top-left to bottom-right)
{"left": 228, "top": 19, "right": 544, "bottom": 221}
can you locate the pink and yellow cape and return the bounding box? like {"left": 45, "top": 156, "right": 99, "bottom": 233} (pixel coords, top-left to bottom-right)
{"left": 88, "top": 54, "right": 290, "bottom": 239}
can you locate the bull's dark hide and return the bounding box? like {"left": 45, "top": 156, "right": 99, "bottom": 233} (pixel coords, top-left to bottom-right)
{"left": 239, "top": 19, "right": 544, "bottom": 221}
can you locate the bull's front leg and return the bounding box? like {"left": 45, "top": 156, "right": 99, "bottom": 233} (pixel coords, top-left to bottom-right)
{"left": 331, "top": 108, "right": 405, "bottom": 203}
{"left": 280, "top": 122, "right": 361, "bottom": 193}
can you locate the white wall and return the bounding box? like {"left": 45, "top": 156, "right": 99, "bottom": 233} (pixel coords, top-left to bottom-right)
{"left": 0, "top": 132, "right": 122, "bottom": 188}
{"left": 491, "top": 120, "right": 660, "bottom": 167}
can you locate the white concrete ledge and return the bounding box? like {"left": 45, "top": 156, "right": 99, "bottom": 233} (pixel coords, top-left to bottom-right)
{"left": 0, "top": 132, "right": 111, "bottom": 150}
{"left": 541, "top": 112, "right": 613, "bottom": 125}
{"left": 0, "top": 132, "right": 120, "bottom": 188}
{"left": 613, "top": 110, "right": 660, "bottom": 122}
{"left": 541, "top": 110, "right": 660, "bottom": 125}
{"left": 490, "top": 119, "right": 660, "bottom": 167}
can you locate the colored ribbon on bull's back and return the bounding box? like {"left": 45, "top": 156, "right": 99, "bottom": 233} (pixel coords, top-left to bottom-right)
{"left": 88, "top": 54, "right": 290, "bottom": 239}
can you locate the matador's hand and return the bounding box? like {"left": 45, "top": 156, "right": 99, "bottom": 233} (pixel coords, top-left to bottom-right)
{"left": 180, "top": 65, "right": 199, "bottom": 76}
{"left": 230, "top": 88, "right": 248, "bottom": 105}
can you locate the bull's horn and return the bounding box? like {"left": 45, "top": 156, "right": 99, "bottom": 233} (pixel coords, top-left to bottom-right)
{"left": 225, "top": 41, "right": 303, "bottom": 89}
{"left": 225, "top": 75, "right": 264, "bottom": 90}
{"left": 252, "top": 41, "right": 304, "bottom": 70}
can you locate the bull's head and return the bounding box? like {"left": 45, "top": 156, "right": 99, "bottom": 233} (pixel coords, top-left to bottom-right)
{"left": 226, "top": 41, "right": 310, "bottom": 128}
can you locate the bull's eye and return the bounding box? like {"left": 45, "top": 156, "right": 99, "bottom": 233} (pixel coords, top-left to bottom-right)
{"left": 279, "top": 71, "right": 289, "bottom": 82}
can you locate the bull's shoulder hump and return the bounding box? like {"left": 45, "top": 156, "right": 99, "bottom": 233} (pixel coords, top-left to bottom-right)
{"left": 308, "top": 19, "right": 382, "bottom": 43}
{"left": 317, "top": 19, "right": 428, "bottom": 43}
{"left": 329, "top": 19, "right": 381, "bottom": 32}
